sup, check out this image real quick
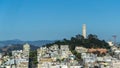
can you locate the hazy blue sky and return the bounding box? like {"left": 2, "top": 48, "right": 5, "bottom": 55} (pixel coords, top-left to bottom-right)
{"left": 0, "top": 0, "right": 120, "bottom": 41}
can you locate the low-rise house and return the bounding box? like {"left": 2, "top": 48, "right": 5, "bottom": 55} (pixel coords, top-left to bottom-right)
{"left": 88, "top": 48, "right": 107, "bottom": 54}
{"left": 17, "top": 62, "right": 29, "bottom": 68}
{"left": 99, "top": 62, "right": 110, "bottom": 68}
{"left": 70, "top": 66, "right": 83, "bottom": 68}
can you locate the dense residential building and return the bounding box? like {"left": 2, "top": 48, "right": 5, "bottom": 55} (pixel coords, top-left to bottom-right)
{"left": 37, "top": 45, "right": 83, "bottom": 68}
{"left": 0, "top": 43, "right": 30, "bottom": 68}
{"left": 0, "top": 42, "right": 120, "bottom": 68}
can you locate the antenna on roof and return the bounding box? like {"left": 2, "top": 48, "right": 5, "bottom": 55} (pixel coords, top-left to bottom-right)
{"left": 112, "top": 35, "right": 117, "bottom": 46}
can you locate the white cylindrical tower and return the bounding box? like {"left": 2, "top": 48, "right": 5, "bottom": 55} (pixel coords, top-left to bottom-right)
{"left": 82, "top": 24, "right": 87, "bottom": 38}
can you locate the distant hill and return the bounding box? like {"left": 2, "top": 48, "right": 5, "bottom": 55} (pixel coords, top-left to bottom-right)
{"left": 0, "top": 39, "right": 54, "bottom": 47}
{"left": 0, "top": 44, "right": 40, "bottom": 53}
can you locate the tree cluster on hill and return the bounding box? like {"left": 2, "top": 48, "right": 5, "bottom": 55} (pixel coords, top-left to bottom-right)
{"left": 44, "top": 34, "right": 110, "bottom": 51}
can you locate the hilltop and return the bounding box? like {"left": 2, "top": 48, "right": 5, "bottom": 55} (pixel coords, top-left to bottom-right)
{"left": 45, "top": 34, "right": 110, "bottom": 50}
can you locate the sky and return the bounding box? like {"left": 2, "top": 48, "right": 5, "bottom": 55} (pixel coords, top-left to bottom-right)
{"left": 0, "top": 0, "right": 120, "bottom": 41}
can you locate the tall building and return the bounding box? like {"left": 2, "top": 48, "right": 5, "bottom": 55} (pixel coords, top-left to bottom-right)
{"left": 23, "top": 43, "right": 30, "bottom": 52}
{"left": 23, "top": 43, "right": 30, "bottom": 58}
{"left": 82, "top": 24, "right": 87, "bottom": 38}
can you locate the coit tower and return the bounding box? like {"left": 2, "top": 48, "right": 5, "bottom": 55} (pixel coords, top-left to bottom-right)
{"left": 82, "top": 24, "right": 87, "bottom": 38}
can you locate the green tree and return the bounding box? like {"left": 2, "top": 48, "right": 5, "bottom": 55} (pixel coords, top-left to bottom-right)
{"left": 29, "top": 50, "right": 38, "bottom": 65}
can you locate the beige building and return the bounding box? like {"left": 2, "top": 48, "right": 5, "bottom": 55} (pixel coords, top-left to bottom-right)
{"left": 75, "top": 46, "right": 88, "bottom": 53}
{"left": 0, "top": 59, "right": 3, "bottom": 65}
{"left": 17, "top": 62, "right": 29, "bottom": 68}
{"left": 111, "top": 60, "right": 120, "bottom": 68}
{"left": 37, "top": 58, "right": 53, "bottom": 68}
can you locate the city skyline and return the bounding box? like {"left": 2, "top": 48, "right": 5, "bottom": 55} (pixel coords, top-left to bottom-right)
{"left": 0, "top": 0, "right": 120, "bottom": 41}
